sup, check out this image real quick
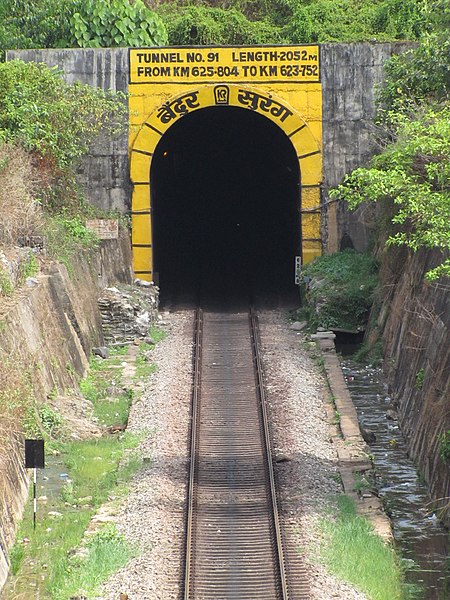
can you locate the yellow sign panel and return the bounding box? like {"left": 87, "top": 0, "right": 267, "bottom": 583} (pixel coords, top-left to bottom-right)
{"left": 129, "top": 45, "right": 319, "bottom": 85}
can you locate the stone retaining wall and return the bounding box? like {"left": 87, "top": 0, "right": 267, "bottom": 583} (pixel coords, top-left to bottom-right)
{"left": 373, "top": 247, "right": 450, "bottom": 524}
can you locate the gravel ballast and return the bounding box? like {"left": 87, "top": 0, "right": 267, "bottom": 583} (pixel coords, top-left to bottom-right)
{"left": 102, "top": 309, "right": 368, "bottom": 599}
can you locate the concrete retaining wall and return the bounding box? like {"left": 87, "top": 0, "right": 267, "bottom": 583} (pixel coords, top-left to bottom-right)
{"left": 321, "top": 42, "right": 414, "bottom": 252}
{"left": 7, "top": 43, "right": 414, "bottom": 251}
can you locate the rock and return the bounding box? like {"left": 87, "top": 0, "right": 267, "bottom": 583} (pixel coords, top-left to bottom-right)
{"left": 98, "top": 284, "right": 159, "bottom": 344}
{"left": 106, "top": 385, "right": 124, "bottom": 398}
{"left": 386, "top": 409, "right": 398, "bottom": 421}
{"left": 310, "top": 331, "right": 336, "bottom": 340}
{"left": 360, "top": 427, "right": 376, "bottom": 444}
{"left": 135, "top": 278, "right": 152, "bottom": 287}
{"left": 93, "top": 346, "right": 109, "bottom": 359}
{"left": 275, "top": 453, "right": 292, "bottom": 463}
{"left": 136, "top": 311, "right": 150, "bottom": 335}
{"left": 107, "top": 424, "right": 127, "bottom": 434}
{"left": 143, "top": 336, "right": 156, "bottom": 345}
{"left": 25, "top": 277, "right": 39, "bottom": 287}
{"left": 289, "top": 321, "right": 307, "bottom": 331}
{"left": 119, "top": 594, "right": 129, "bottom": 600}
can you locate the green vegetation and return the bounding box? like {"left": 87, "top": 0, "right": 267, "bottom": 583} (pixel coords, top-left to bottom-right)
{"left": 8, "top": 337, "right": 162, "bottom": 597}
{"left": 39, "top": 403, "right": 63, "bottom": 436}
{"left": 49, "top": 523, "right": 137, "bottom": 599}
{"left": 438, "top": 430, "right": 450, "bottom": 463}
{"left": 302, "top": 249, "right": 378, "bottom": 331}
{"left": 331, "top": 106, "right": 450, "bottom": 281}
{"left": 10, "top": 433, "right": 142, "bottom": 598}
{"left": 320, "top": 495, "right": 412, "bottom": 599}
{"left": 353, "top": 338, "right": 384, "bottom": 366}
{"left": 69, "top": 0, "right": 167, "bottom": 48}
{"left": 0, "top": 355, "right": 37, "bottom": 435}
{"left": 18, "top": 252, "right": 39, "bottom": 281}
{"left": 0, "top": 60, "right": 125, "bottom": 168}
{"left": 156, "top": 3, "right": 281, "bottom": 46}
{"left": 155, "top": 0, "right": 425, "bottom": 46}
{"left": 0, "top": 0, "right": 429, "bottom": 52}
{"left": 133, "top": 341, "right": 158, "bottom": 380}
{"left": 0, "top": 60, "right": 126, "bottom": 273}
{"left": 0, "top": 265, "right": 12, "bottom": 295}
{"left": 330, "top": 1, "right": 450, "bottom": 282}
{"left": 149, "top": 324, "right": 167, "bottom": 345}
{"left": 415, "top": 368, "right": 425, "bottom": 390}
{"left": 80, "top": 352, "right": 131, "bottom": 428}
{"left": 0, "top": 0, "right": 166, "bottom": 56}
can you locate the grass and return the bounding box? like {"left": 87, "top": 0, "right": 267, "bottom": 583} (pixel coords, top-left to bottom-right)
{"left": 0, "top": 265, "right": 13, "bottom": 296}
{"left": 320, "top": 495, "right": 416, "bottom": 599}
{"left": 48, "top": 524, "right": 137, "bottom": 599}
{"left": 133, "top": 328, "right": 165, "bottom": 380}
{"left": 353, "top": 338, "right": 384, "bottom": 366}
{"left": 149, "top": 325, "right": 166, "bottom": 344}
{"left": 135, "top": 352, "right": 157, "bottom": 380}
{"left": 9, "top": 432, "right": 143, "bottom": 598}
{"left": 80, "top": 353, "right": 131, "bottom": 428}
{"left": 6, "top": 336, "right": 162, "bottom": 598}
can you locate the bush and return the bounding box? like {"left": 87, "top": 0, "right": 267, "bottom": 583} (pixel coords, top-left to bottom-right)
{"left": 377, "top": 34, "right": 450, "bottom": 118}
{"left": 285, "top": 0, "right": 423, "bottom": 43}
{"left": 303, "top": 249, "right": 379, "bottom": 331}
{"left": 0, "top": 0, "right": 74, "bottom": 53}
{"left": 157, "top": 4, "right": 282, "bottom": 46}
{"left": 0, "top": 60, "right": 126, "bottom": 168}
{"left": 330, "top": 107, "right": 450, "bottom": 281}
{"left": 69, "top": 0, "right": 167, "bottom": 48}
{"left": 0, "top": 0, "right": 167, "bottom": 55}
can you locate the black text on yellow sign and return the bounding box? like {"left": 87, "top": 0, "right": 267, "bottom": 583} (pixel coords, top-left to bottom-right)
{"left": 129, "top": 46, "right": 320, "bottom": 84}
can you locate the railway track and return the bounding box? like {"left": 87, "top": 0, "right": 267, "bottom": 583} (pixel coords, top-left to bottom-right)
{"left": 183, "top": 308, "right": 307, "bottom": 599}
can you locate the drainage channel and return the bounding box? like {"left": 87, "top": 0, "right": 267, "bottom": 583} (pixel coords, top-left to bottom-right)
{"left": 342, "top": 361, "right": 449, "bottom": 599}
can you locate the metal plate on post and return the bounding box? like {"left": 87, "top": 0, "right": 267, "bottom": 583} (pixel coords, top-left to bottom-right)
{"left": 25, "top": 439, "right": 45, "bottom": 469}
{"left": 295, "top": 256, "right": 302, "bottom": 285}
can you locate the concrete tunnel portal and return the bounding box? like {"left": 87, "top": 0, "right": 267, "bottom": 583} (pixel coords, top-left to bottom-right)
{"left": 150, "top": 106, "right": 301, "bottom": 306}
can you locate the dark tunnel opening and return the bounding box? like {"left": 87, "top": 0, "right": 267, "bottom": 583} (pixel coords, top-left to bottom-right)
{"left": 151, "top": 106, "right": 301, "bottom": 308}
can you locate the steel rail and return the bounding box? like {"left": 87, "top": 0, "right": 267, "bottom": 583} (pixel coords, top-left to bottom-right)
{"left": 183, "top": 307, "right": 203, "bottom": 599}
{"left": 249, "top": 307, "right": 289, "bottom": 599}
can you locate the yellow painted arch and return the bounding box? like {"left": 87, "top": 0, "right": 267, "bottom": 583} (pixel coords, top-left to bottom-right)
{"left": 129, "top": 83, "right": 322, "bottom": 281}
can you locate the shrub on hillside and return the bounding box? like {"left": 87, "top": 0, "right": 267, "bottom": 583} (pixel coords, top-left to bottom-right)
{"left": 0, "top": 60, "right": 126, "bottom": 169}
{"left": 0, "top": 0, "right": 167, "bottom": 56}
{"left": 156, "top": 4, "right": 282, "bottom": 45}
{"left": 302, "top": 249, "right": 379, "bottom": 331}
{"left": 69, "top": 0, "right": 167, "bottom": 48}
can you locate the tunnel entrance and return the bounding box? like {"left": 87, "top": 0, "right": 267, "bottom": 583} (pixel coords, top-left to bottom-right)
{"left": 151, "top": 106, "right": 301, "bottom": 307}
